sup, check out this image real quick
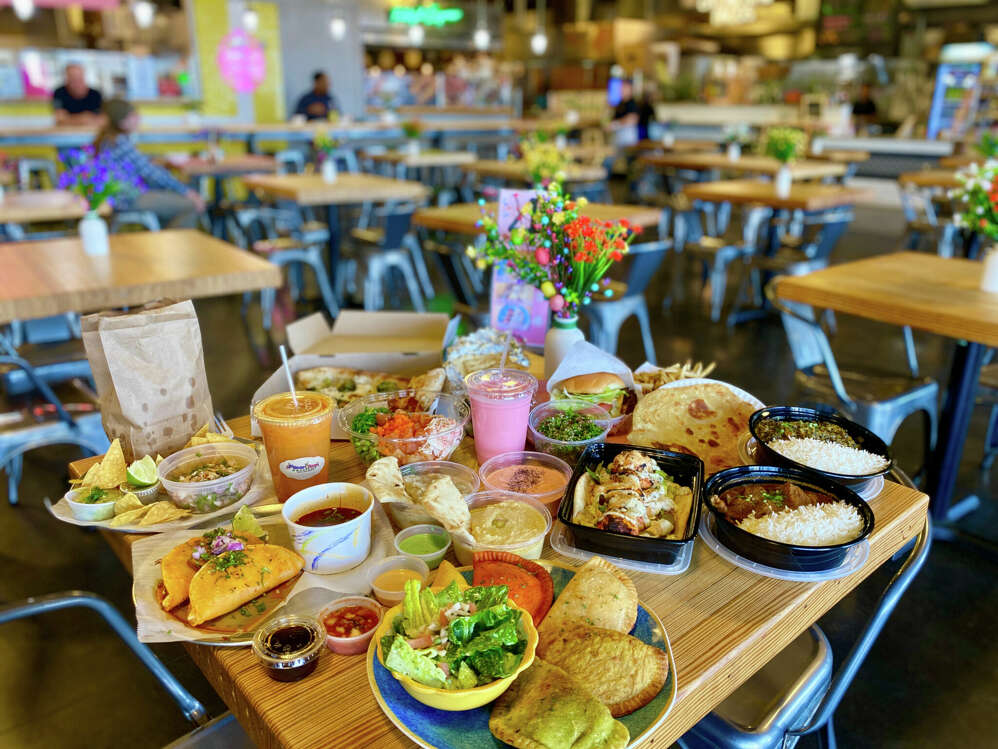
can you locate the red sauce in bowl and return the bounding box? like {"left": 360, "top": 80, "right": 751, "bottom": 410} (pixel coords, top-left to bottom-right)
{"left": 295, "top": 506, "right": 363, "bottom": 527}
{"left": 323, "top": 605, "right": 380, "bottom": 638}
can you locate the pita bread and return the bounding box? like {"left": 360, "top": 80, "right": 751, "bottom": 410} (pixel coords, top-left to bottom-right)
{"left": 538, "top": 557, "right": 638, "bottom": 653}
{"left": 630, "top": 382, "right": 758, "bottom": 475}
{"left": 419, "top": 476, "right": 474, "bottom": 545}
{"left": 489, "top": 659, "right": 629, "bottom": 749}
{"left": 365, "top": 457, "right": 410, "bottom": 504}
{"left": 541, "top": 625, "right": 669, "bottom": 717}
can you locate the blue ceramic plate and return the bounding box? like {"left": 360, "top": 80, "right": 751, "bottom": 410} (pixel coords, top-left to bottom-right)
{"left": 366, "top": 562, "right": 677, "bottom": 748}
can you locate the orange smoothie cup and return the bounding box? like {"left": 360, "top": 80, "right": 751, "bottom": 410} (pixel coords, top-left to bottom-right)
{"left": 253, "top": 391, "right": 334, "bottom": 502}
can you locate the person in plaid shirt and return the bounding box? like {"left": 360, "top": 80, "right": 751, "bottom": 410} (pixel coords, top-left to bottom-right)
{"left": 95, "top": 99, "right": 205, "bottom": 228}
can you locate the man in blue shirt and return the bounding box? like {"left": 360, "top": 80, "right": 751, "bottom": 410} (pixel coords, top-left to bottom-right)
{"left": 293, "top": 71, "right": 338, "bottom": 121}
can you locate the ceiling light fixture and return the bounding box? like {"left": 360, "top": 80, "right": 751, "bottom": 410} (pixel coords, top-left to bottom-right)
{"left": 473, "top": 0, "right": 490, "bottom": 50}
{"left": 242, "top": 8, "right": 259, "bottom": 32}
{"left": 330, "top": 16, "right": 346, "bottom": 40}
{"left": 408, "top": 23, "right": 425, "bottom": 45}
{"left": 695, "top": 0, "right": 772, "bottom": 26}
{"left": 132, "top": 0, "right": 155, "bottom": 29}
{"left": 531, "top": 0, "right": 547, "bottom": 55}
{"left": 12, "top": 0, "right": 34, "bottom": 21}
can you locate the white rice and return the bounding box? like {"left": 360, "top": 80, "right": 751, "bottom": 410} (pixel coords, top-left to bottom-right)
{"left": 738, "top": 502, "right": 864, "bottom": 546}
{"left": 767, "top": 437, "right": 888, "bottom": 476}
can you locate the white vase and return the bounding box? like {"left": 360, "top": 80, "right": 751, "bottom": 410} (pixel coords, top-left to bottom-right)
{"left": 775, "top": 165, "right": 792, "bottom": 198}
{"left": 727, "top": 142, "right": 741, "bottom": 161}
{"left": 79, "top": 211, "right": 109, "bottom": 257}
{"left": 981, "top": 247, "right": 998, "bottom": 292}
{"left": 406, "top": 140, "right": 421, "bottom": 157}
{"left": 544, "top": 315, "right": 585, "bottom": 382}
{"left": 555, "top": 134, "right": 568, "bottom": 150}
{"left": 321, "top": 158, "right": 337, "bottom": 183}
{"left": 662, "top": 132, "right": 675, "bottom": 147}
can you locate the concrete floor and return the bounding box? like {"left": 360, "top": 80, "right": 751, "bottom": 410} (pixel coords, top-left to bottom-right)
{"left": 1, "top": 199, "right": 997, "bottom": 748}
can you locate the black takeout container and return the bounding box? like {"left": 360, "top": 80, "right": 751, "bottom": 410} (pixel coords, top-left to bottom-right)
{"left": 749, "top": 406, "right": 892, "bottom": 483}
{"left": 703, "top": 465, "right": 875, "bottom": 572}
{"left": 557, "top": 442, "right": 704, "bottom": 565}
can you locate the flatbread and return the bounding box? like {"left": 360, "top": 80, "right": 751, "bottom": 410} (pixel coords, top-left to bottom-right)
{"left": 538, "top": 557, "right": 638, "bottom": 653}
{"left": 365, "top": 457, "right": 410, "bottom": 504}
{"left": 160, "top": 532, "right": 263, "bottom": 611}
{"left": 187, "top": 544, "right": 304, "bottom": 626}
{"left": 629, "top": 382, "right": 758, "bottom": 475}
{"left": 540, "top": 625, "right": 669, "bottom": 717}
{"left": 418, "top": 476, "right": 474, "bottom": 545}
{"left": 489, "top": 659, "right": 629, "bottom": 749}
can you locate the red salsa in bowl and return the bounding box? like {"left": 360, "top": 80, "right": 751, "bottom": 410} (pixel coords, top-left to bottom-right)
{"left": 294, "top": 506, "right": 363, "bottom": 527}
{"left": 319, "top": 596, "right": 383, "bottom": 655}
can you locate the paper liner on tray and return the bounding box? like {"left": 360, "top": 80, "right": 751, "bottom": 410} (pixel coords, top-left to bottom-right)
{"left": 131, "top": 503, "right": 395, "bottom": 644}
{"left": 48, "top": 450, "right": 276, "bottom": 534}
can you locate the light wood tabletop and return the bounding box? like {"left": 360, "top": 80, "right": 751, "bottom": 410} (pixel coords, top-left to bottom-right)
{"left": 0, "top": 230, "right": 281, "bottom": 325}
{"left": 71, "top": 414, "right": 927, "bottom": 749}
{"left": 0, "top": 190, "right": 110, "bottom": 224}
{"left": 809, "top": 149, "right": 871, "bottom": 163}
{"left": 365, "top": 149, "right": 476, "bottom": 168}
{"left": 412, "top": 201, "right": 664, "bottom": 235}
{"left": 242, "top": 173, "right": 430, "bottom": 206}
{"left": 162, "top": 154, "right": 277, "bottom": 178}
{"left": 465, "top": 159, "right": 607, "bottom": 184}
{"left": 642, "top": 152, "right": 847, "bottom": 180}
{"left": 682, "top": 179, "right": 871, "bottom": 211}
{"left": 629, "top": 139, "right": 720, "bottom": 154}
{"left": 938, "top": 154, "right": 984, "bottom": 169}
{"left": 773, "top": 252, "right": 998, "bottom": 347}
{"left": 897, "top": 169, "right": 960, "bottom": 190}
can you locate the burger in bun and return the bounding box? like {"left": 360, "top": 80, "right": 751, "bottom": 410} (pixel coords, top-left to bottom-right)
{"left": 549, "top": 372, "right": 637, "bottom": 419}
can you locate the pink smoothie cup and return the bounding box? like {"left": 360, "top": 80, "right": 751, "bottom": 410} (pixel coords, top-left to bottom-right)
{"left": 465, "top": 368, "right": 538, "bottom": 465}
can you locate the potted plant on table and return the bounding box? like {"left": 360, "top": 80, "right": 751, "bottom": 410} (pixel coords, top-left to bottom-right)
{"left": 950, "top": 161, "right": 998, "bottom": 288}
{"left": 58, "top": 147, "right": 140, "bottom": 257}
{"left": 722, "top": 123, "right": 752, "bottom": 161}
{"left": 763, "top": 127, "right": 807, "bottom": 198}
{"left": 313, "top": 133, "right": 341, "bottom": 182}
{"left": 471, "top": 183, "right": 640, "bottom": 378}
{"left": 401, "top": 121, "right": 423, "bottom": 157}
{"left": 520, "top": 135, "right": 569, "bottom": 189}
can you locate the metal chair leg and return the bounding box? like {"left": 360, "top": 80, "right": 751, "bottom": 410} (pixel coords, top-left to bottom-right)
{"left": 635, "top": 299, "right": 657, "bottom": 365}
{"left": 306, "top": 253, "right": 341, "bottom": 319}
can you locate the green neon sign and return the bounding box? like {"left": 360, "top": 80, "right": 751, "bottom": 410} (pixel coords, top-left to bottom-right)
{"left": 389, "top": 3, "right": 464, "bottom": 27}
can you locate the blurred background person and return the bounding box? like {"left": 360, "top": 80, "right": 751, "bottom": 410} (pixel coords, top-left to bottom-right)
{"left": 609, "top": 79, "right": 639, "bottom": 146}
{"left": 53, "top": 63, "right": 104, "bottom": 126}
{"left": 95, "top": 98, "right": 204, "bottom": 228}
{"left": 852, "top": 82, "right": 879, "bottom": 135}
{"left": 293, "top": 71, "right": 339, "bottom": 121}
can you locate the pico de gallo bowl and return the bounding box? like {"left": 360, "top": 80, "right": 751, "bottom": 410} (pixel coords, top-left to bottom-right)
{"left": 337, "top": 390, "right": 470, "bottom": 466}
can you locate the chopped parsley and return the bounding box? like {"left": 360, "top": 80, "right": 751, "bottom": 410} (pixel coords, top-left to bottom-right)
{"left": 761, "top": 490, "right": 784, "bottom": 506}
{"left": 83, "top": 487, "right": 107, "bottom": 504}
{"left": 210, "top": 550, "right": 248, "bottom": 575}
{"left": 337, "top": 379, "right": 357, "bottom": 392}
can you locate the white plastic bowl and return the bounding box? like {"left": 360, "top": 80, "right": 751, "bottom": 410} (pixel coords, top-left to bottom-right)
{"left": 64, "top": 487, "right": 116, "bottom": 522}
{"left": 367, "top": 555, "right": 429, "bottom": 606}
{"left": 282, "top": 483, "right": 374, "bottom": 574}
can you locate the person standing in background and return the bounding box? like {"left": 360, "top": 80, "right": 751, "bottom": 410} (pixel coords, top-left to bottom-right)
{"left": 53, "top": 63, "right": 104, "bottom": 126}
{"left": 609, "top": 80, "right": 639, "bottom": 146}
{"left": 293, "top": 72, "right": 339, "bottom": 121}
{"left": 636, "top": 91, "right": 657, "bottom": 142}
{"left": 95, "top": 99, "right": 205, "bottom": 228}
{"left": 852, "top": 82, "right": 879, "bottom": 135}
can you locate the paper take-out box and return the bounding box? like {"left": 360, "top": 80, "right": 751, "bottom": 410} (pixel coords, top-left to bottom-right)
{"left": 251, "top": 311, "right": 454, "bottom": 439}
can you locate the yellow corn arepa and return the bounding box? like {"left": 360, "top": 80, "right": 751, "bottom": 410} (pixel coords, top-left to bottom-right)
{"left": 187, "top": 544, "right": 304, "bottom": 626}
{"left": 489, "top": 659, "right": 629, "bottom": 749}
{"left": 160, "top": 532, "right": 263, "bottom": 611}
{"left": 538, "top": 557, "right": 638, "bottom": 651}
{"left": 539, "top": 624, "right": 669, "bottom": 717}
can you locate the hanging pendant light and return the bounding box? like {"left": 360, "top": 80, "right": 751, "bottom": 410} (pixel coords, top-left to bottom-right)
{"left": 132, "top": 0, "right": 155, "bottom": 29}
{"left": 329, "top": 16, "right": 347, "bottom": 40}
{"left": 12, "top": 0, "right": 35, "bottom": 21}
{"left": 242, "top": 8, "right": 260, "bottom": 32}
{"left": 408, "top": 23, "right": 425, "bottom": 45}
{"left": 530, "top": 0, "right": 547, "bottom": 55}
{"left": 472, "top": 0, "right": 490, "bottom": 51}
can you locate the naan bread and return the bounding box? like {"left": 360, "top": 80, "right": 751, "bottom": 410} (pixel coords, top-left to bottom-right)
{"left": 538, "top": 557, "right": 637, "bottom": 652}
{"left": 541, "top": 625, "right": 669, "bottom": 717}
{"left": 187, "top": 544, "right": 304, "bottom": 626}
{"left": 489, "top": 659, "right": 629, "bottom": 749}
{"left": 418, "top": 476, "right": 474, "bottom": 545}
{"left": 629, "top": 382, "right": 758, "bottom": 474}
{"left": 408, "top": 367, "right": 446, "bottom": 393}
{"left": 365, "top": 457, "right": 410, "bottom": 504}
{"left": 160, "top": 532, "right": 263, "bottom": 611}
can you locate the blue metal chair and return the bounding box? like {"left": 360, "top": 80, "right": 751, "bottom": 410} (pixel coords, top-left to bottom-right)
{"left": 111, "top": 210, "right": 161, "bottom": 233}
{"left": 0, "top": 341, "right": 109, "bottom": 504}
{"left": 17, "top": 157, "right": 58, "bottom": 190}
{"left": 766, "top": 281, "right": 938, "bottom": 469}
{"left": 0, "top": 591, "right": 207, "bottom": 727}
{"left": 680, "top": 510, "right": 931, "bottom": 749}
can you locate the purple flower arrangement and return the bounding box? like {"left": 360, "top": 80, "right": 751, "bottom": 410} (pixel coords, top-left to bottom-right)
{"left": 58, "top": 146, "right": 146, "bottom": 212}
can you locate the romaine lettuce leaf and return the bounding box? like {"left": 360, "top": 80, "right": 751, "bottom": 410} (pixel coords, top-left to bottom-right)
{"left": 460, "top": 584, "right": 508, "bottom": 610}
{"left": 434, "top": 581, "right": 461, "bottom": 608}
{"left": 455, "top": 661, "right": 478, "bottom": 689}
{"left": 401, "top": 578, "right": 443, "bottom": 637}
{"left": 447, "top": 604, "right": 519, "bottom": 645}
{"left": 467, "top": 648, "right": 523, "bottom": 681}
{"left": 453, "top": 619, "right": 522, "bottom": 658}
{"left": 383, "top": 635, "right": 447, "bottom": 688}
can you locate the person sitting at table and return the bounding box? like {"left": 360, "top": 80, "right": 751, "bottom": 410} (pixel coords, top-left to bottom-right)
{"left": 851, "top": 83, "right": 879, "bottom": 135}
{"left": 293, "top": 71, "right": 339, "bottom": 121}
{"left": 95, "top": 99, "right": 205, "bottom": 229}
{"left": 53, "top": 63, "right": 104, "bottom": 126}
{"left": 608, "top": 79, "right": 640, "bottom": 147}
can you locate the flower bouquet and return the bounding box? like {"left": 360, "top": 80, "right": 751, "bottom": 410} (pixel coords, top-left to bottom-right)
{"left": 763, "top": 127, "right": 807, "bottom": 163}
{"left": 471, "top": 184, "right": 640, "bottom": 318}
{"left": 520, "top": 135, "right": 569, "bottom": 188}
{"left": 313, "top": 132, "right": 341, "bottom": 160}
{"left": 975, "top": 133, "right": 998, "bottom": 160}
{"left": 401, "top": 121, "right": 423, "bottom": 140}
{"left": 58, "top": 146, "right": 140, "bottom": 212}
{"left": 950, "top": 160, "right": 998, "bottom": 242}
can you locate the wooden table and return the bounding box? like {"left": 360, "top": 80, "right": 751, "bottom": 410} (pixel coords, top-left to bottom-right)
{"left": 938, "top": 154, "right": 982, "bottom": 169}
{"left": 809, "top": 149, "right": 871, "bottom": 163}
{"left": 465, "top": 159, "right": 607, "bottom": 185}
{"left": 642, "top": 152, "right": 847, "bottom": 181}
{"left": 242, "top": 173, "right": 430, "bottom": 288}
{"left": 412, "top": 201, "right": 664, "bottom": 235}
{"left": 682, "top": 179, "right": 871, "bottom": 212}
{"left": 0, "top": 190, "right": 109, "bottom": 224}
{"left": 774, "top": 252, "right": 998, "bottom": 522}
{"left": 897, "top": 169, "right": 960, "bottom": 190}
{"left": 163, "top": 154, "right": 277, "bottom": 179}
{"left": 628, "top": 139, "right": 720, "bottom": 154}
{"left": 0, "top": 229, "right": 281, "bottom": 325}
{"left": 366, "top": 150, "right": 475, "bottom": 169}
{"left": 70, "top": 416, "right": 928, "bottom": 749}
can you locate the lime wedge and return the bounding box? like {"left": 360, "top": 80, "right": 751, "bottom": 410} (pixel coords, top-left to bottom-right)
{"left": 126, "top": 455, "right": 158, "bottom": 487}
{"left": 232, "top": 505, "right": 268, "bottom": 541}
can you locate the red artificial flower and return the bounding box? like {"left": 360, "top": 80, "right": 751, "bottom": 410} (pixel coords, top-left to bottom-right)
{"left": 610, "top": 251, "right": 623, "bottom": 261}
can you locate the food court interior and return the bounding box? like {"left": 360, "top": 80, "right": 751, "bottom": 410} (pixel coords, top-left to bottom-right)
{"left": 1, "top": 0, "right": 997, "bottom": 748}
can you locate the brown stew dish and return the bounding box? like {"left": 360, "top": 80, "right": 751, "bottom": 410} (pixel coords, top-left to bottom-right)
{"left": 710, "top": 482, "right": 836, "bottom": 523}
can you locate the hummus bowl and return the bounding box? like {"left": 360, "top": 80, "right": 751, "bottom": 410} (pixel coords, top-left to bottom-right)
{"left": 452, "top": 491, "right": 552, "bottom": 565}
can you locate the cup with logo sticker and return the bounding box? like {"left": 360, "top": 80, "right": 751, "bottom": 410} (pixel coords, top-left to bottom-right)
{"left": 253, "top": 391, "right": 334, "bottom": 502}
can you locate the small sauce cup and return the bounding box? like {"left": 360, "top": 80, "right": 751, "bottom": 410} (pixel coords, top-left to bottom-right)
{"left": 393, "top": 524, "right": 451, "bottom": 570}
{"left": 319, "top": 596, "right": 383, "bottom": 655}
{"left": 252, "top": 615, "right": 324, "bottom": 682}
{"left": 367, "top": 555, "right": 429, "bottom": 606}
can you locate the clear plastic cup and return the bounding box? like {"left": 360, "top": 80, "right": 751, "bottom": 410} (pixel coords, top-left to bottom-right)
{"left": 479, "top": 451, "right": 572, "bottom": 518}
{"left": 453, "top": 491, "right": 552, "bottom": 565}
{"left": 464, "top": 368, "right": 538, "bottom": 465}
{"left": 394, "top": 524, "right": 451, "bottom": 569}
{"left": 253, "top": 391, "right": 333, "bottom": 502}
{"left": 318, "top": 596, "right": 383, "bottom": 655}
{"left": 367, "top": 555, "right": 430, "bottom": 606}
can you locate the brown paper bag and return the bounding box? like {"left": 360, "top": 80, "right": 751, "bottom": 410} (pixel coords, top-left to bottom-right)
{"left": 82, "top": 300, "right": 214, "bottom": 461}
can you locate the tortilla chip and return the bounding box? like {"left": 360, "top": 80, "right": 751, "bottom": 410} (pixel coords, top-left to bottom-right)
{"left": 365, "top": 457, "right": 410, "bottom": 505}
{"left": 155, "top": 454, "right": 164, "bottom": 464}
{"left": 432, "top": 560, "right": 468, "bottom": 591}
{"left": 540, "top": 625, "right": 669, "bottom": 717}
{"left": 93, "top": 439, "right": 128, "bottom": 489}
{"left": 185, "top": 423, "right": 232, "bottom": 448}
{"left": 79, "top": 462, "right": 102, "bottom": 488}
{"left": 140, "top": 501, "right": 190, "bottom": 526}
{"left": 114, "top": 492, "right": 144, "bottom": 515}
{"left": 109, "top": 505, "right": 152, "bottom": 526}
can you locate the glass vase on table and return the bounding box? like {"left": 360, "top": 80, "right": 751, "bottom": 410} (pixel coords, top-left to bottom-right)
{"left": 544, "top": 314, "right": 585, "bottom": 382}
{"left": 78, "top": 210, "right": 109, "bottom": 256}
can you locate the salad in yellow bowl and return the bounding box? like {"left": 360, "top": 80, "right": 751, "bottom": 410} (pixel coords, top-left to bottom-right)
{"left": 373, "top": 578, "right": 537, "bottom": 711}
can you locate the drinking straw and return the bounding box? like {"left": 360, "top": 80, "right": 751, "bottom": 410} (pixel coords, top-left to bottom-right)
{"left": 498, "top": 331, "right": 511, "bottom": 374}
{"left": 279, "top": 345, "right": 298, "bottom": 407}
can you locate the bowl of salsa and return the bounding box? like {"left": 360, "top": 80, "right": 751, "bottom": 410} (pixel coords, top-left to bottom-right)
{"left": 282, "top": 483, "right": 375, "bottom": 574}
{"left": 157, "top": 443, "right": 258, "bottom": 513}
{"left": 319, "top": 596, "right": 383, "bottom": 655}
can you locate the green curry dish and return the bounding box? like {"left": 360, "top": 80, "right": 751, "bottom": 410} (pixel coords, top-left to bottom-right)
{"left": 756, "top": 418, "right": 858, "bottom": 449}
